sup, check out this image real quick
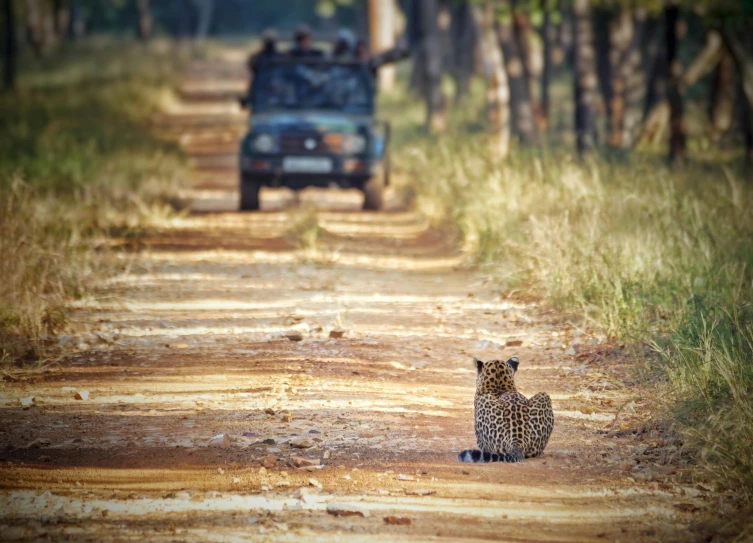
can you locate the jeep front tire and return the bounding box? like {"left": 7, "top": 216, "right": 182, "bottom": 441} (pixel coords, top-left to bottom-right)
{"left": 239, "top": 174, "right": 261, "bottom": 211}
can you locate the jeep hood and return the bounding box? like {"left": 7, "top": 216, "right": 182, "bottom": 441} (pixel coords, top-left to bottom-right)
{"left": 250, "top": 111, "right": 371, "bottom": 134}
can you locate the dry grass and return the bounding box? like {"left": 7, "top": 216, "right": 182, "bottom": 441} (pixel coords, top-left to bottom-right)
{"left": 0, "top": 39, "right": 187, "bottom": 364}
{"left": 287, "top": 204, "right": 324, "bottom": 252}
{"left": 655, "top": 308, "right": 753, "bottom": 501}
{"left": 0, "top": 181, "right": 77, "bottom": 361}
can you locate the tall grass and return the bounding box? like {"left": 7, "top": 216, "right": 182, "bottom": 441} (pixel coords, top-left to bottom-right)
{"left": 0, "top": 181, "right": 78, "bottom": 361}
{"left": 655, "top": 306, "right": 753, "bottom": 500}
{"left": 0, "top": 39, "right": 186, "bottom": 363}
{"left": 383, "top": 87, "right": 753, "bottom": 497}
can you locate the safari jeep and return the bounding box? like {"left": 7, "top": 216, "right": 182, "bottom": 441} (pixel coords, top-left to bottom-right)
{"left": 239, "top": 58, "right": 390, "bottom": 211}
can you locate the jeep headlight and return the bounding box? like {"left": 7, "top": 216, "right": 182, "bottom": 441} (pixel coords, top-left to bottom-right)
{"left": 252, "top": 133, "right": 275, "bottom": 153}
{"left": 343, "top": 134, "right": 367, "bottom": 154}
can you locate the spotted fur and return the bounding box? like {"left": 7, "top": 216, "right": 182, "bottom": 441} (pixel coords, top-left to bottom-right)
{"left": 458, "top": 357, "right": 554, "bottom": 463}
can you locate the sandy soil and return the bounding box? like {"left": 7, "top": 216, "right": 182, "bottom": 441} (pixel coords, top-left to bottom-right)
{"left": 0, "top": 52, "right": 716, "bottom": 542}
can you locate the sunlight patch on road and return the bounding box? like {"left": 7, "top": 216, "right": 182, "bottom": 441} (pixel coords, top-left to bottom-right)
{"left": 0, "top": 487, "right": 677, "bottom": 524}
{"left": 141, "top": 250, "right": 301, "bottom": 264}
{"left": 554, "top": 410, "right": 614, "bottom": 422}
{"left": 0, "top": 392, "right": 455, "bottom": 417}
{"left": 109, "top": 246, "right": 467, "bottom": 271}
{"left": 177, "top": 212, "right": 292, "bottom": 228}
{"left": 103, "top": 273, "right": 241, "bottom": 285}
{"left": 316, "top": 210, "right": 424, "bottom": 225}
{"left": 72, "top": 294, "right": 525, "bottom": 313}
{"left": 163, "top": 99, "right": 243, "bottom": 116}
{"left": 72, "top": 299, "right": 299, "bottom": 312}
{"left": 0, "top": 373, "right": 460, "bottom": 414}
{"left": 180, "top": 80, "right": 246, "bottom": 95}
{"left": 66, "top": 320, "right": 516, "bottom": 344}
{"left": 318, "top": 216, "right": 432, "bottom": 238}
{"left": 181, "top": 190, "right": 240, "bottom": 213}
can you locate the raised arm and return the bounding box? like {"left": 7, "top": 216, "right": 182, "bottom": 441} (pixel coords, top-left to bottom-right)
{"left": 370, "top": 42, "right": 411, "bottom": 70}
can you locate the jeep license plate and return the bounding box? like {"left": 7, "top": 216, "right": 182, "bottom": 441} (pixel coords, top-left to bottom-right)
{"left": 283, "top": 157, "right": 333, "bottom": 174}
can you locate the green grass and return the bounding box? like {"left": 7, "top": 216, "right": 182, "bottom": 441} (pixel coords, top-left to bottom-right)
{"left": 381, "top": 81, "right": 753, "bottom": 499}
{"left": 655, "top": 305, "right": 753, "bottom": 501}
{"left": 0, "top": 39, "right": 187, "bottom": 363}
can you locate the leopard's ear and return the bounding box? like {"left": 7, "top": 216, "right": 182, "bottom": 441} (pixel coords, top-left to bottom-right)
{"left": 507, "top": 357, "right": 519, "bottom": 372}
{"left": 474, "top": 358, "right": 484, "bottom": 373}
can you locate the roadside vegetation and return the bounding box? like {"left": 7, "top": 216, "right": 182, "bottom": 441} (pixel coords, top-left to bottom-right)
{"left": 0, "top": 39, "right": 186, "bottom": 365}
{"left": 383, "top": 82, "right": 753, "bottom": 501}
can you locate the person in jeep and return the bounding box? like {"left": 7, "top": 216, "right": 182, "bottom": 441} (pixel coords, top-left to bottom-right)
{"left": 288, "top": 24, "right": 324, "bottom": 58}
{"left": 332, "top": 28, "right": 357, "bottom": 59}
{"left": 247, "top": 28, "right": 279, "bottom": 75}
{"left": 238, "top": 27, "right": 409, "bottom": 212}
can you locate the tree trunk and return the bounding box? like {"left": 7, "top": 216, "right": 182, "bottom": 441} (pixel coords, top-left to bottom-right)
{"left": 723, "top": 29, "right": 753, "bottom": 106}
{"left": 39, "top": 0, "right": 55, "bottom": 50}
{"left": 69, "top": 2, "right": 84, "bottom": 39}
{"left": 723, "top": 28, "right": 753, "bottom": 165}
{"left": 448, "top": 0, "right": 476, "bottom": 103}
{"left": 498, "top": 13, "right": 537, "bottom": 144}
{"left": 136, "top": 0, "right": 152, "bottom": 41}
{"left": 25, "top": 0, "right": 44, "bottom": 56}
{"left": 56, "top": 1, "right": 68, "bottom": 41}
{"left": 177, "top": 0, "right": 194, "bottom": 39}
{"left": 368, "top": 0, "right": 396, "bottom": 92}
{"left": 392, "top": 0, "right": 407, "bottom": 37}
{"left": 742, "top": 85, "right": 753, "bottom": 166}
{"left": 3, "top": 0, "right": 16, "bottom": 92}
{"left": 681, "top": 30, "right": 723, "bottom": 86}
{"left": 665, "top": 3, "right": 685, "bottom": 166}
{"left": 194, "top": 0, "right": 214, "bottom": 39}
{"left": 604, "top": 9, "right": 627, "bottom": 146}
{"left": 607, "top": 8, "right": 647, "bottom": 149}
{"left": 572, "top": 0, "right": 598, "bottom": 155}
{"left": 412, "top": 0, "right": 447, "bottom": 133}
{"left": 593, "top": 7, "right": 611, "bottom": 121}
{"left": 709, "top": 45, "right": 735, "bottom": 143}
{"left": 409, "top": 57, "right": 423, "bottom": 97}
{"left": 639, "top": 28, "right": 722, "bottom": 148}
{"left": 408, "top": 0, "right": 424, "bottom": 97}
{"left": 643, "top": 17, "right": 667, "bottom": 120}
{"left": 620, "top": 10, "right": 650, "bottom": 148}
{"left": 52, "top": 0, "right": 68, "bottom": 43}
{"left": 437, "top": 0, "right": 452, "bottom": 82}
{"left": 540, "top": 2, "right": 552, "bottom": 128}
{"left": 555, "top": 0, "right": 572, "bottom": 68}
{"left": 475, "top": 1, "right": 510, "bottom": 159}
{"left": 513, "top": 7, "right": 542, "bottom": 130}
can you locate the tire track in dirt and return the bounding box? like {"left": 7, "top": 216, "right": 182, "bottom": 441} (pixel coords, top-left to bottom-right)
{"left": 0, "top": 50, "right": 710, "bottom": 542}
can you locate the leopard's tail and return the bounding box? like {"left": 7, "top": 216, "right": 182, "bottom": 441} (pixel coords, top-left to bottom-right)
{"left": 457, "top": 449, "right": 522, "bottom": 463}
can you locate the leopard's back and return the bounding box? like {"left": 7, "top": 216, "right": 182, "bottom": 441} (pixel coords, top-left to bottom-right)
{"left": 458, "top": 357, "right": 554, "bottom": 463}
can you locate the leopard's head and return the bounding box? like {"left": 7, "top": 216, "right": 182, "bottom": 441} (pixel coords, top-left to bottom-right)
{"left": 474, "top": 357, "right": 519, "bottom": 394}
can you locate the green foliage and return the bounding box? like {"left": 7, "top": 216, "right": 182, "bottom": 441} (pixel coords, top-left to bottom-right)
{"left": 315, "top": 0, "right": 357, "bottom": 19}
{"left": 64, "top": 0, "right": 368, "bottom": 37}
{"left": 1, "top": 40, "right": 182, "bottom": 193}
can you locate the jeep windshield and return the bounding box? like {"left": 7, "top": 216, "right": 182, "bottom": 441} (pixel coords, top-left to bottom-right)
{"left": 251, "top": 60, "right": 374, "bottom": 115}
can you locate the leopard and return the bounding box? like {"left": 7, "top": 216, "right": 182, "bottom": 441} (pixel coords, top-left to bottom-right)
{"left": 458, "top": 357, "right": 554, "bottom": 463}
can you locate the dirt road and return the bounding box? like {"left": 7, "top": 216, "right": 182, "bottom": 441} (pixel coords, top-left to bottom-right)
{"left": 0, "top": 52, "right": 711, "bottom": 542}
